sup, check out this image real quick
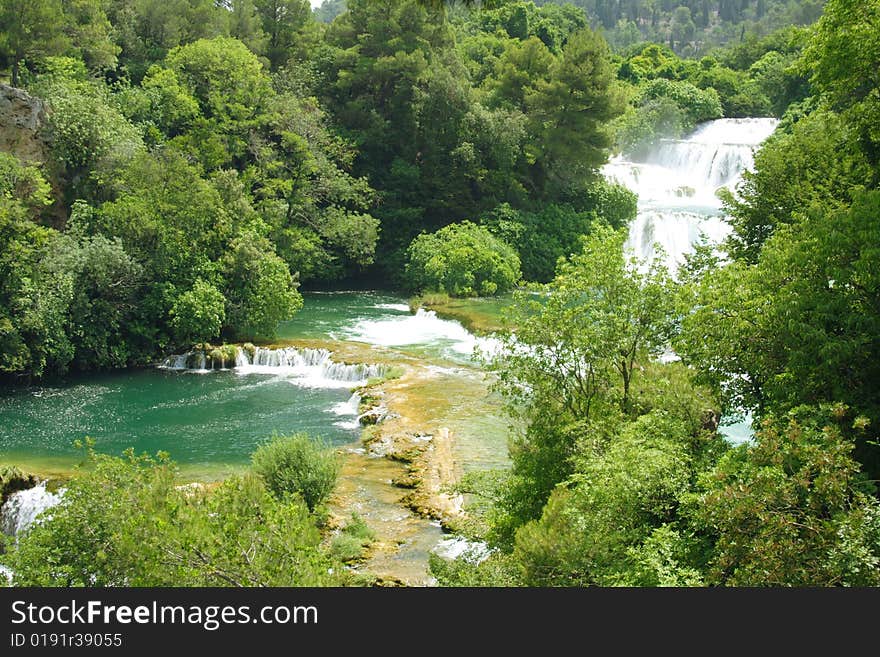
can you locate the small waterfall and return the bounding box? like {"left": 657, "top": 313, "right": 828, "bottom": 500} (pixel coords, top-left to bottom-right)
{"left": 161, "top": 345, "right": 386, "bottom": 389}
{"left": 330, "top": 392, "right": 362, "bottom": 430}
{"left": 604, "top": 118, "right": 778, "bottom": 271}
{"left": 1, "top": 482, "right": 63, "bottom": 537}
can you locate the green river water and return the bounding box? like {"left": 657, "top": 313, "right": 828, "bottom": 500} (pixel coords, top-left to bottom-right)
{"left": 0, "top": 291, "right": 506, "bottom": 479}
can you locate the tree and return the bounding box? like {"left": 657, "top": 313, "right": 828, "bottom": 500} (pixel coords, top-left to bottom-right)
{"left": 691, "top": 405, "right": 880, "bottom": 586}
{"left": 60, "top": 0, "right": 120, "bottom": 72}
{"left": 0, "top": 0, "right": 66, "bottom": 86}
{"left": 525, "top": 28, "right": 624, "bottom": 198}
{"left": 164, "top": 37, "right": 274, "bottom": 168}
{"left": 679, "top": 191, "right": 880, "bottom": 479}
{"left": 254, "top": 0, "right": 314, "bottom": 68}
{"left": 0, "top": 154, "right": 70, "bottom": 375}
{"left": 169, "top": 278, "right": 226, "bottom": 345}
{"left": 405, "top": 221, "right": 521, "bottom": 297}
{"left": 222, "top": 232, "right": 303, "bottom": 341}
{"left": 488, "top": 225, "right": 677, "bottom": 542}
{"left": 3, "top": 447, "right": 346, "bottom": 586}
{"left": 251, "top": 434, "right": 339, "bottom": 511}
{"left": 805, "top": 0, "right": 880, "bottom": 166}
{"left": 228, "top": 0, "right": 267, "bottom": 56}
{"left": 42, "top": 232, "right": 145, "bottom": 370}
{"left": 513, "top": 411, "right": 700, "bottom": 586}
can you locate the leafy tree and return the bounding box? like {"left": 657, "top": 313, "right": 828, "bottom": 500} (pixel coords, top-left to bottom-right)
{"left": 33, "top": 74, "right": 143, "bottom": 199}
{"left": 724, "top": 108, "right": 872, "bottom": 263}
{"left": 679, "top": 191, "right": 880, "bottom": 478}
{"left": 221, "top": 232, "right": 303, "bottom": 341}
{"left": 164, "top": 37, "right": 274, "bottom": 168}
{"left": 254, "top": 0, "right": 314, "bottom": 68}
{"left": 488, "top": 225, "right": 677, "bottom": 542}
{"left": 805, "top": 0, "right": 880, "bottom": 166}
{"left": 104, "top": 0, "right": 230, "bottom": 80}
{"left": 60, "top": 0, "right": 120, "bottom": 72}
{"left": 0, "top": 0, "right": 66, "bottom": 85}
{"left": 513, "top": 411, "right": 700, "bottom": 586}
{"left": 3, "top": 447, "right": 346, "bottom": 586}
{"left": 42, "top": 232, "right": 145, "bottom": 370}
{"left": 0, "top": 154, "right": 69, "bottom": 375}
{"left": 690, "top": 405, "right": 880, "bottom": 586}
{"left": 405, "top": 221, "right": 521, "bottom": 297}
{"left": 169, "top": 278, "right": 226, "bottom": 346}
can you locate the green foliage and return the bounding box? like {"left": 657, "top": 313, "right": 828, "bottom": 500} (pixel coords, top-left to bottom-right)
{"left": 0, "top": 0, "right": 67, "bottom": 85}
{"left": 35, "top": 76, "right": 143, "bottom": 195}
{"left": 525, "top": 27, "right": 625, "bottom": 197}
{"left": 0, "top": 154, "right": 68, "bottom": 376}
{"left": 429, "top": 551, "right": 522, "bottom": 587}
{"left": 3, "top": 448, "right": 345, "bottom": 586}
{"left": 222, "top": 233, "right": 303, "bottom": 341}
{"left": 170, "top": 279, "right": 226, "bottom": 345}
{"left": 805, "top": 0, "right": 880, "bottom": 165}
{"left": 251, "top": 433, "right": 339, "bottom": 511}
{"left": 724, "top": 108, "right": 872, "bottom": 263}
{"left": 512, "top": 411, "right": 697, "bottom": 586}
{"left": 488, "top": 225, "right": 678, "bottom": 544}
{"left": 690, "top": 405, "right": 879, "bottom": 586}
{"left": 42, "top": 232, "right": 145, "bottom": 370}
{"left": 330, "top": 513, "right": 376, "bottom": 563}
{"left": 679, "top": 191, "right": 880, "bottom": 477}
{"left": 405, "top": 221, "right": 521, "bottom": 297}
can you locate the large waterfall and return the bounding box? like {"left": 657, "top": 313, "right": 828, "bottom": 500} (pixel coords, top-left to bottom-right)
{"left": 1, "top": 482, "right": 63, "bottom": 537}
{"left": 604, "top": 118, "right": 779, "bottom": 269}
{"left": 160, "top": 345, "right": 386, "bottom": 389}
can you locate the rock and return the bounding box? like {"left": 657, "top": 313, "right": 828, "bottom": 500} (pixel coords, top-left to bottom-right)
{"left": 0, "top": 84, "right": 50, "bottom": 165}
{"left": 0, "top": 466, "right": 38, "bottom": 506}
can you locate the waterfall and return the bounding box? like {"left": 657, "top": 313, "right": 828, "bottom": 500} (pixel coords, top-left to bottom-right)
{"left": 1, "top": 482, "right": 63, "bottom": 537}
{"left": 330, "top": 392, "right": 362, "bottom": 430}
{"left": 604, "top": 118, "right": 779, "bottom": 271}
{"left": 161, "top": 345, "right": 386, "bottom": 389}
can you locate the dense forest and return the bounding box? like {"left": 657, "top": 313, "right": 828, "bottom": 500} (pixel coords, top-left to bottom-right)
{"left": 1, "top": 0, "right": 879, "bottom": 586}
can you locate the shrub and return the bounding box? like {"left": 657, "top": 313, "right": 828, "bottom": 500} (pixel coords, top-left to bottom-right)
{"left": 251, "top": 434, "right": 339, "bottom": 511}
{"left": 405, "top": 222, "right": 521, "bottom": 297}
{"left": 330, "top": 513, "right": 376, "bottom": 563}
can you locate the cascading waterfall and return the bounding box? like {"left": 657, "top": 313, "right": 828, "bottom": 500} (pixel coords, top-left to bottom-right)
{"left": 1, "top": 482, "right": 63, "bottom": 537}
{"left": 331, "top": 392, "right": 362, "bottom": 430}
{"left": 604, "top": 118, "right": 779, "bottom": 270}
{"left": 606, "top": 118, "right": 777, "bottom": 445}
{"left": 160, "top": 345, "right": 386, "bottom": 389}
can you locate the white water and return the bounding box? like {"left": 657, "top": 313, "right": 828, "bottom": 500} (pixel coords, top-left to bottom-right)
{"left": 1, "top": 482, "right": 63, "bottom": 537}
{"left": 331, "top": 392, "right": 362, "bottom": 430}
{"left": 604, "top": 118, "right": 778, "bottom": 270}
{"left": 343, "top": 308, "right": 501, "bottom": 359}
{"left": 161, "top": 346, "right": 385, "bottom": 389}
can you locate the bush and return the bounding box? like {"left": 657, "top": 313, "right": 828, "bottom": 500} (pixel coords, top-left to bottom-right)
{"left": 3, "top": 448, "right": 344, "bottom": 586}
{"left": 405, "top": 222, "right": 521, "bottom": 297}
{"left": 330, "top": 513, "right": 376, "bottom": 563}
{"left": 251, "top": 434, "right": 339, "bottom": 511}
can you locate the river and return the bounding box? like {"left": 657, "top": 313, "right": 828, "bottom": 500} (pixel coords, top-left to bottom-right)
{"left": 0, "top": 118, "right": 779, "bottom": 583}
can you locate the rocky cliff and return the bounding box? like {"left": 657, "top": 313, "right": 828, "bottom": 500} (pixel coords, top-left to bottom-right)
{"left": 0, "top": 84, "right": 51, "bottom": 164}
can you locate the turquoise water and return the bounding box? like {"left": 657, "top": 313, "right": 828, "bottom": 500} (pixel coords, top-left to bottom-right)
{"left": 0, "top": 368, "right": 360, "bottom": 470}
{"left": 0, "top": 291, "right": 508, "bottom": 476}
